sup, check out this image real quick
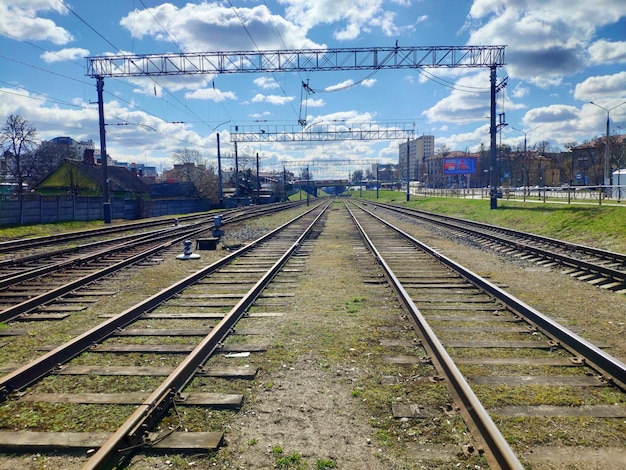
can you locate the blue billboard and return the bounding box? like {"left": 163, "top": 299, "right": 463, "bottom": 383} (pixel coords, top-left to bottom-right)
{"left": 443, "top": 157, "right": 477, "bottom": 175}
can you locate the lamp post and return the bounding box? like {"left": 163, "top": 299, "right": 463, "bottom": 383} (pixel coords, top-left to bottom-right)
{"left": 590, "top": 101, "right": 626, "bottom": 192}
{"left": 405, "top": 138, "right": 410, "bottom": 202}
{"left": 617, "top": 126, "right": 624, "bottom": 202}
{"left": 512, "top": 126, "right": 540, "bottom": 196}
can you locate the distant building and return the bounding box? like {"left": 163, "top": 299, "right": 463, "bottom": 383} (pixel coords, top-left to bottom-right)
{"left": 372, "top": 163, "right": 399, "bottom": 182}
{"left": 399, "top": 135, "right": 434, "bottom": 181}
{"left": 47, "top": 137, "right": 95, "bottom": 159}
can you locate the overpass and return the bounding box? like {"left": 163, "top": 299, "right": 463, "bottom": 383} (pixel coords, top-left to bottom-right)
{"left": 291, "top": 179, "right": 350, "bottom": 196}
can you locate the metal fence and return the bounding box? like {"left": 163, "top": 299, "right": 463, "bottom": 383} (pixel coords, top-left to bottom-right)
{"left": 411, "top": 185, "right": 626, "bottom": 205}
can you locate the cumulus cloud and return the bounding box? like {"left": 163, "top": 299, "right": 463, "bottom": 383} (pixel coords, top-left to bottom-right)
{"left": 279, "top": 0, "right": 415, "bottom": 40}
{"left": 119, "top": 2, "right": 323, "bottom": 51}
{"left": 325, "top": 79, "right": 355, "bottom": 92}
{"left": 254, "top": 77, "right": 281, "bottom": 89}
{"left": 524, "top": 104, "right": 579, "bottom": 124}
{"left": 0, "top": 0, "right": 72, "bottom": 44}
{"left": 251, "top": 93, "right": 294, "bottom": 105}
{"left": 302, "top": 98, "right": 325, "bottom": 108}
{"left": 422, "top": 71, "right": 523, "bottom": 125}
{"left": 466, "top": 0, "right": 626, "bottom": 83}
{"left": 588, "top": 40, "right": 626, "bottom": 65}
{"left": 573, "top": 71, "right": 626, "bottom": 101}
{"left": 40, "top": 47, "right": 89, "bottom": 63}
{"left": 185, "top": 87, "right": 238, "bottom": 102}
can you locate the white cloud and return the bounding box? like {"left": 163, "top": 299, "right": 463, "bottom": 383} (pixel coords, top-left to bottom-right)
{"left": 588, "top": 40, "right": 626, "bottom": 65}
{"left": 511, "top": 84, "right": 529, "bottom": 99}
{"left": 251, "top": 93, "right": 294, "bottom": 105}
{"left": 279, "top": 0, "right": 415, "bottom": 40}
{"left": 573, "top": 71, "right": 626, "bottom": 102}
{"left": 185, "top": 88, "right": 238, "bottom": 102}
{"left": 361, "top": 78, "right": 377, "bottom": 88}
{"left": 0, "top": 0, "right": 72, "bottom": 44}
{"left": 119, "top": 2, "right": 323, "bottom": 52}
{"left": 40, "top": 47, "right": 89, "bottom": 63}
{"left": 128, "top": 75, "right": 215, "bottom": 97}
{"left": 0, "top": 85, "right": 220, "bottom": 169}
{"left": 467, "top": 0, "right": 626, "bottom": 82}
{"left": 524, "top": 104, "right": 579, "bottom": 124}
{"left": 423, "top": 71, "right": 523, "bottom": 125}
{"left": 254, "top": 77, "right": 281, "bottom": 89}
{"left": 303, "top": 98, "right": 325, "bottom": 108}
{"left": 325, "top": 79, "right": 355, "bottom": 92}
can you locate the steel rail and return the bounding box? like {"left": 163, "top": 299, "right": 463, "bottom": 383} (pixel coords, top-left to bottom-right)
{"left": 0, "top": 216, "right": 188, "bottom": 254}
{"left": 0, "top": 225, "right": 189, "bottom": 287}
{"left": 0, "top": 201, "right": 324, "bottom": 401}
{"left": 345, "top": 202, "right": 523, "bottom": 470}
{"left": 0, "top": 201, "right": 305, "bottom": 255}
{"left": 0, "top": 201, "right": 307, "bottom": 289}
{"left": 81, "top": 201, "right": 331, "bottom": 469}
{"left": 0, "top": 226, "right": 209, "bottom": 322}
{"left": 355, "top": 202, "right": 626, "bottom": 391}
{"left": 370, "top": 201, "right": 626, "bottom": 267}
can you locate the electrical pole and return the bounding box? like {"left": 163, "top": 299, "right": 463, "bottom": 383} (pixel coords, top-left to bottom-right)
{"left": 256, "top": 152, "right": 260, "bottom": 204}
{"left": 96, "top": 77, "right": 111, "bottom": 223}
{"left": 217, "top": 133, "right": 223, "bottom": 206}
{"left": 590, "top": 101, "right": 626, "bottom": 192}
{"left": 406, "top": 138, "right": 410, "bottom": 202}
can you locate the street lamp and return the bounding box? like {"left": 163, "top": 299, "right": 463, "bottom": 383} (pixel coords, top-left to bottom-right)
{"left": 512, "top": 125, "right": 541, "bottom": 194}
{"left": 590, "top": 101, "right": 626, "bottom": 190}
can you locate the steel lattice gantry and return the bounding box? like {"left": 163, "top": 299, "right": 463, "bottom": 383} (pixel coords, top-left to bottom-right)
{"left": 229, "top": 122, "right": 415, "bottom": 143}
{"left": 86, "top": 46, "right": 505, "bottom": 77}
{"left": 85, "top": 45, "right": 507, "bottom": 222}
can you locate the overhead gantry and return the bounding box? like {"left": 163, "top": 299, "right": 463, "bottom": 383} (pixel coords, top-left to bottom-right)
{"left": 86, "top": 45, "right": 506, "bottom": 221}
{"left": 229, "top": 121, "right": 416, "bottom": 143}
{"left": 86, "top": 46, "right": 504, "bottom": 76}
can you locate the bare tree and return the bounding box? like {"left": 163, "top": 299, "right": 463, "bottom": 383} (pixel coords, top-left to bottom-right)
{"left": 1, "top": 115, "right": 39, "bottom": 223}
{"left": 351, "top": 169, "right": 364, "bottom": 184}
{"left": 171, "top": 148, "right": 218, "bottom": 200}
{"left": 33, "top": 140, "right": 80, "bottom": 182}
{"left": 1, "top": 115, "right": 39, "bottom": 189}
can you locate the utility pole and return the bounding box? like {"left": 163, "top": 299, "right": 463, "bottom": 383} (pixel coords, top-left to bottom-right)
{"left": 512, "top": 126, "right": 540, "bottom": 195}
{"left": 234, "top": 141, "right": 239, "bottom": 202}
{"left": 216, "top": 133, "right": 223, "bottom": 206}
{"left": 96, "top": 77, "right": 111, "bottom": 223}
{"left": 590, "top": 101, "right": 626, "bottom": 191}
{"left": 376, "top": 164, "right": 379, "bottom": 199}
{"left": 256, "top": 152, "right": 260, "bottom": 204}
{"left": 306, "top": 165, "right": 310, "bottom": 206}
{"left": 406, "top": 138, "right": 410, "bottom": 202}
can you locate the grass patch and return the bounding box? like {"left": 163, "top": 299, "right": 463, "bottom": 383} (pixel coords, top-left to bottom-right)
{"left": 358, "top": 191, "right": 626, "bottom": 252}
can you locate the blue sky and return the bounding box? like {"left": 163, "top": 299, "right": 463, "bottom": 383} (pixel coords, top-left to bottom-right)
{"left": 1, "top": 0, "right": 626, "bottom": 178}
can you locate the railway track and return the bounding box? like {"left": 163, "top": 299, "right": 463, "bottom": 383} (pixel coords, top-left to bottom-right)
{"left": 0, "top": 200, "right": 330, "bottom": 469}
{"left": 0, "top": 202, "right": 304, "bottom": 262}
{"left": 0, "top": 199, "right": 624, "bottom": 468}
{"left": 366, "top": 200, "right": 626, "bottom": 293}
{"left": 346, "top": 200, "right": 626, "bottom": 468}
{"left": 0, "top": 202, "right": 305, "bottom": 323}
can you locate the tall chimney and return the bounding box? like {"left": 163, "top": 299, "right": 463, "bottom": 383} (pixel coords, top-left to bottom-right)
{"left": 84, "top": 148, "right": 95, "bottom": 165}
